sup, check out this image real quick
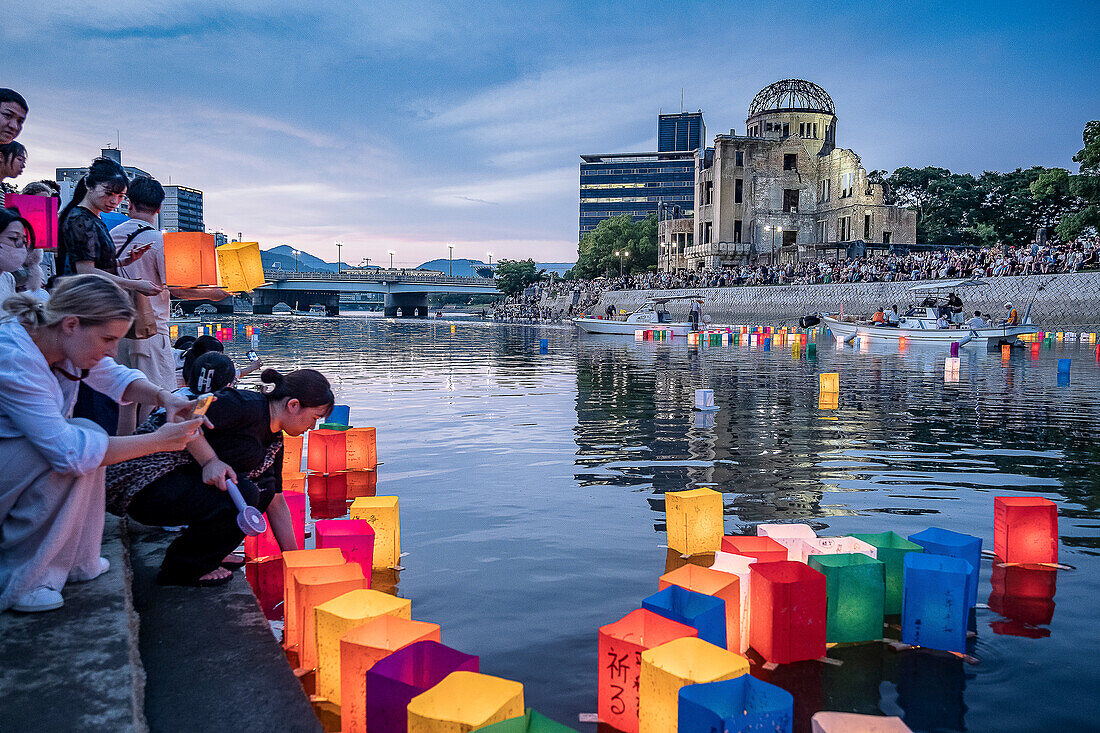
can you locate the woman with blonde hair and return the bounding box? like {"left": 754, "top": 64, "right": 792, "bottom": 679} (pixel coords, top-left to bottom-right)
{"left": 0, "top": 274, "right": 204, "bottom": 612}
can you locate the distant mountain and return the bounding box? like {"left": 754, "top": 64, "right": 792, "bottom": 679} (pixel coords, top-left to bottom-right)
{"left": 417, "top": 259, "right": 575, "bottom": 278}
{"left": 259, "top": 247, "right": 573, "bottom": 278}
{"left": 263, "top": 245, "right": 339, "bottom": 273}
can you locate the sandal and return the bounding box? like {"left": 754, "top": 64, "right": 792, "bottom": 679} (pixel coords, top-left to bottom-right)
{"left": 221, "top": 555, "right": 246, "bottom": 571}
{"left": 157, "top": 569, "right": 234, "bottom": 587}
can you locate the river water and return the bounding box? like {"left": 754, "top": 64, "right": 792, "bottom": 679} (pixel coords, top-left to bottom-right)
{"left": 217, "top": 315, "right": 1098, "bottom": 733}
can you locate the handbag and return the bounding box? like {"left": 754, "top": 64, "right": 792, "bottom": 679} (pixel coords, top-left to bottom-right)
{"left": 116, "top": 223, "right": 159, "bottom": 340}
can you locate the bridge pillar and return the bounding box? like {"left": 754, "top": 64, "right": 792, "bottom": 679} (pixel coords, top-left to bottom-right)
{"left": 384, "top": 292, "right": 429, "bottom": 318}
{"left": 252, "top": 289, "right": 340, "bottom": 316}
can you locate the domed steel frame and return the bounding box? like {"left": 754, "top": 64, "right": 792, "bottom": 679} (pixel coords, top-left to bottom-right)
{"left": 748, "top": 79, "right": 835, "bottom": 117}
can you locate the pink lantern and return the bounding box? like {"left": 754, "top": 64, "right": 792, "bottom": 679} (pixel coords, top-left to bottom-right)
{"left": 315, "top": 519, "right": 375, "bottom": 572}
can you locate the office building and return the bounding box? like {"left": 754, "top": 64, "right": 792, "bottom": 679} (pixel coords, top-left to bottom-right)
{"left": 161, "top": 185, "right": 205, "bottom": 232}
{"left": 658, "top": 112, "right": 705, "bottom": 153}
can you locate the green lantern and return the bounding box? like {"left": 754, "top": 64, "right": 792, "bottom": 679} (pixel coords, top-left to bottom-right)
{"left": 475, "top": 709, "right": 579, "bottom": 733}
{"left": 851, "top": 531, "right": 923, "bottom": 615}
{"left": 808, "top": 553, "right": 885, "bottom": 643}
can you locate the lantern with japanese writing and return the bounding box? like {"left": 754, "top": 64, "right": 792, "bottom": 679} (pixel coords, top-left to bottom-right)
{"left": 308, "top": 426, "right": 378, "bottom": 473}
{"left": 749, "top": 561, "right": 827, "bottom": 664}
{"left": 900, "top": 553, "right": 970, "bottom": 654}
{"left": 757, "top": 523, "right": 816, "bottom": 560}
{"left": 407, "top": 671, "right": 524, "bottom": 733}
{"left": 313, "top": 588, "right": 412, "bottom": 705}
{"left": 4, "top": 193, "right": 58, "bottom": 248}
{"left": 665, "top": 488, "right": 724, "bottom": 556}
{"left": 808, "top": 553, "right": 886, "bottom": 643}
{"left": 340, "top": 615, "right": 441, "bottom": 733}
{"left": 598, "top": 609, "right": 698, "bottom": 733}
{"left": 163, "top": 232, "right": 219, "bottom": 286}
{"left": 638, "top": 637, "right": 749, "bottom": 733}
{"left": 643, "top": 585, "right": 727, "bottom": 649}
{"left": 281, "top": 548, "right": 346, "bottom": 650}
{"left": 721, "top": 535, "right": 788, "bottom": 564}
{"left": 678, "top": 674, "right": 794, "bottom": 733}
{"left": 215, "top": 240, "right": 264, "bottom": 292}
{"left": 851, "top": 531, "right": 923, "bottom": 615}
{"left": 350, "top": 495, "right": 400, "bottom": 568}
{"left": 315, "top": 518, "right": 375, "bottom": 573}
{"left": 908, "top": 527, "right": 982, "bottom": 607}
{"left": 797, "top": 536, "right": 878, "bottom": 564}
{"left": 658, "top": 565, "right": 740, "bottom": 652}
{"left": 364, "top": 641, "right": 480, "bottom": 733}
{"left": 994, "top": 496, "right": 1058, "bottom": 564}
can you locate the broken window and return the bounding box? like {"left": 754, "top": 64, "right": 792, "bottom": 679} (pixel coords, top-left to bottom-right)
{"left": 864, "top": 213, "right": 872, "bottom": 239}
{"left": 734, "top": 220, "right": 742, "bottom": 243}
{"left": 782, "top": 123, "right": 790, "bottom": 137}
{"left": 704, "top": 222, "right": 712, "bottom": 244}
{"left": 704, "top": 181, "right": 713, "bottom": 206}
{"left": 784, "top": 153, "right": 797, "bottom": 171}
{"left": 735, "top": 178, "right": 743, "bottom": 204}
{"left": 735, "top": 150, "right": 744, "bottom": 166}
{"left": 783, "top": 189, "right": 800, "bottom": 213}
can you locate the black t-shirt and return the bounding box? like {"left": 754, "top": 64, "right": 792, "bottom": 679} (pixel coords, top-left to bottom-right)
{"left": 58, "top": 206, "right": 118, "bottom": 276}
{"left": 203, "top": 388, "right": 283, "bottom": 493}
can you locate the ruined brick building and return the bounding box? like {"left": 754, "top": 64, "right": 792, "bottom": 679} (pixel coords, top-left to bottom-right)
{"left": 658, "top": 79, "right": 916, "bottom": 271}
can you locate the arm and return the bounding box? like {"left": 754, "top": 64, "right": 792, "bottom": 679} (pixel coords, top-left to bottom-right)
{"left": 266, "top": 493, "right": 298, "bottom": 552}
{"left": 236, "top": 359, "right": 263, "bottom": 379}
{"left": 185, "top": 432, "right": 237, "bottom": 491}
{"left": 169, "top": 287, "right": 232, "bottom": 301}
{"left": 74, "top": 260, "right": 160, "bottom": 295}
{"left": 102, "top": 419, "right": 205, "bottom": 465}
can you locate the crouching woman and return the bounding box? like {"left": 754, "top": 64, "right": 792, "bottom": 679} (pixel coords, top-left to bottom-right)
{"left": 0, "top": 275, "right": 202, "bottom": 612}
{"left": 108, "top": 368, "right": 334, "bottom": 586}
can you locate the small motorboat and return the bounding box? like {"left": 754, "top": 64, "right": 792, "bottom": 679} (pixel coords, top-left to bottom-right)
{"left": 169, "top": 304, "right": 200, "bottom": 323}
{"left": 573, "top": 297, "right": 698, "bottom": 336}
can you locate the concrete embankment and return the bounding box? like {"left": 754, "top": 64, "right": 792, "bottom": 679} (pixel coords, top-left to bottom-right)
{"left": 543, "top": 273, "right": 1100, "bottom": 328}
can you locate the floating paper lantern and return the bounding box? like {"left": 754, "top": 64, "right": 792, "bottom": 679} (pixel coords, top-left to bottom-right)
{"left": 243, "top": 490, "right": 306, "bottom": 559}
{"left": 315, "top": 519, "right": 375, "bottom": 572}
{"left": 749, "top": 561, "right": 826, "bottom": 664}
{"left": 364, "top": 641, "right": 480, "bottom": 733}
{"left": 850, "top": 531, "right": 923, "bottom": 615}
{"left": 810, "top": 711, "right": 912, "bottom": 732}
{"left": 797, "top": 536, "right": 878, "bottom": 564}
{"left": 4, "top": 193, "right": 58, "bottom": 249}
{"left": 907, "top": 527, "right": 982, "bottom": 607}
{"left": 994, "top": 496, "right": 1058, "bottom": 564}
{"left": 678, "top": 674, "right": 793, "bottom": 733}
{"left": 598, "top": 609, "right": 698, "bottom": 733}
{"left": 282, "top": 432, "right": 304, "bottom": 478}
{"left": 808, "top": 553, "right": 886, "bottom": 643}
{"left": 820, "top": 373, "right": 839, "bottom": 393}
{"left": 313, "top": 588, "right": 413, "bottom": 704}
{"left": 720, "top": 535, "right": 787, "bottom": 564}
{"left": 307, "top": 472, "right": 351, "bottom": 520}
{"left": 328, "top": 404, "right": 351, "bottom": 426}
{"left": 665, "top": 488, "right": 723, "bottom": 556}
{"left": 295, "top": 565, "right": 370, "bottom": 671}
{"left": 215, "top": 240, "right": 264, "bottom": 292}
{"left": 900, "top": 553, "right": 970, "bottom": 653}
{"left": 638, "top": 637, "right": 749, "bottom": 733}
{"left": 643, "top": 585, "right": 726, "bottom": 648}
{"left": 243, "top": 523, "right": 281, "bottom": 560}
{"left": 474, "top": 709, "right": 578, "bottom": 733}
{"left": 988, "top": 562, "right": 1056, "bottom": 635}
{"left": 757, "top": 524, "right": 816, "bottom": 560}
{"left": 694, "top": 389, "right": 715, "bottom": 410}
{"left": 307, "top": 426, "right": 378, "bottom": 473}
{"left": 658, "top": 565, "right": 740, "bottom": 652}
{"left": 539, "top": 338, "right": 549, "bottom": 353}
{"left": 708, "top": 552, "right": 755, "bottom": 653}
{"left": 818, "top": 392, "right": 838, "bottom": 410}
{"left": 350, "top": 495, "right": 401, "bottom": 568}
{"left": 245, "top": 556, "right": 284, "bottom": 620}
{"left": 163, "top": 232, "right": 219, "bottom": 287}
{"left": 407, "top": 670, "right": 524, "bottom": 733}
{"left": 281, "top": 548, "right": 347, "bottom": 650}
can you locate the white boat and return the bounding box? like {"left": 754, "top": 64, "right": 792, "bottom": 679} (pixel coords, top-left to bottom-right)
{"left": 573, "top": 297, "right": 697, "bottom": 336}
{"left": 169, "top": 304, "right": 200, "bottom": 323}
{"left": 822, "top": 278, "right": 1039, "bottom": 346}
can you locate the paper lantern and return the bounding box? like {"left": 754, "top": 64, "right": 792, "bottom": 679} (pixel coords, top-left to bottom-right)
{"left": 215, "top": 240, "right": 264, "bottom": 292}
{"left": 757, "top": 523, "right": 816, "bottom": 560}
{"left": 797, "top": 536, "right": 878, "bottom": 564}
{"left": 720, "top": 535, "right": 787, "bottom": 564}
{"left": 819, "top": 373, "right": 839, "bottom": 393}
{"left": 245, "top": 556, "right": 284, "bottom": 620}
{"left": 308, "top": 426, "right": 378, "bottom": 473}
{"left": 749, "top": 561, "right": 826, "bottom": 664}
{"left": 638, "top": 637, "right": 749, "bottom": 733}
{"left": 994, "top": 496, "right": 1058, "bottom": 564}
{"left": 339, "top": 616, "right": 441, "bottom": 733}
{"left": 294, "top": 564, "right": 369, "bottom": 670}
{"left": 364, "top": 641, "right": 480, "bottom": 733}
{"left": 850, "top": 532, "right": 923, "bottom": 615}
{"left": 315, "top": 518, "right": 375, "bottom": 572}
{"left": 598, "top": 609, "right": 698, "bottom": 733}
{"left": 907, "top": 527, "right": 982, "bottom": 607}
{"left": 678, "top": 675, "right": 793, "bottom": 733}
{"left": 243, "top": 523, "right": 281, "bottom": 560}
{"left": 282, "top": 548, "right": 346, "bottom": 649}
{"left": 665, "top": 488, "right": 724, "bottom": 556}
{"left": 694, "top": 390, "right": 715, "bottom": 410}
{"left": 474, "top": 709, "right": 578, "bottom": 733}
{"left": 708, "top": 552, "right": 755, "bottom": 652}
{"left": 658, "top": 565, "right": 740, "bottom": 652}
{"left": 328, "top": 404, "right": 351, "bottom": 426}
{"left": 350, "top": 496, "right": 400, "bottom": 568}
{"left": 4, "top": 193, "right": 58, "bottom": 249}
{"left": 163, "top": 232, "right": 219, "bottom": 287}
{"left": 643, "top": 585, "right": 727, "bottom": 649}
{"left": 988, "top": 563, "right": 1056, "bottom": 636}
{"left": 900, "top": 553, "right": 970, "bottom": 653}
{"left": 282, "top": 432, "right": 304, "bottom": 477}
{"left": 808, "top": 554, "right": 886, "bottom": 643}
{"left": 407, "top": 670, "right": 524, "bottom": 733}
{"left": 810, "top": 712, "right": 912, "bottom": 732}
{"left": 313, "top": 588, "right": 412, "bottom": 704}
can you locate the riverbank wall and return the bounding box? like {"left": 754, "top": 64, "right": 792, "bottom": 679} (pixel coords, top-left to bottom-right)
{"left": 543, "top": 273, "right": 1100, "bottom": 328}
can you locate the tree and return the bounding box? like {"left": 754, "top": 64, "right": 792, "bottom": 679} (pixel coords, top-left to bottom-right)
{"left": 574, "top": 214, "right": 658, "bottom": 278}
{"left": 1035, "top": 120, "right": 1100, "bottom": 240}
{"left": 494, "top": 258, "right": 545, "bottom": 296}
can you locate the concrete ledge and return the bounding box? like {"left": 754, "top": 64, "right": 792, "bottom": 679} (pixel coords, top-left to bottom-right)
{"left": 128, "top": 524, "right": 322, "bottom": 733}
{"left": 0, "top": 515, "right": 147, "bottom": 732}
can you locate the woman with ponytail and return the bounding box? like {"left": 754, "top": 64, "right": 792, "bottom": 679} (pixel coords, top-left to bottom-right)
{"left": 112, "top": 367, "right": 334, "bottom": 586}
{"left": 0, "top": 274, "right": 204, "bottom": 612}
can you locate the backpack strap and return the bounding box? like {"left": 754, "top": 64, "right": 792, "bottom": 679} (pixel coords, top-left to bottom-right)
{"left": 115, "top": 223, "right": 156, "bottom": 257}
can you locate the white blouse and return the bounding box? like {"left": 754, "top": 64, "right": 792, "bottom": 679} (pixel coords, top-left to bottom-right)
{"left": 0, "top": 319, "right": 147, "bottom": 475}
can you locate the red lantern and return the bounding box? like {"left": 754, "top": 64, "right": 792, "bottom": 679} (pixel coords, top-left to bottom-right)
{"left": 721, "top": 535, "right": 788, "bottom": 564}
{"left": 749, "top": 561, "right": 826, "bottom": 664}
{"left": 994, "top": 496, "right": 1058, "bottom": 564}
{"left": 245, "top": 556, "right": 284, "bottom": 620}
{"left": 4, "top": 193, "right": 58, "bottom": 249}
{"left": 307, "top": 427, "right": 377, "bottom": 473}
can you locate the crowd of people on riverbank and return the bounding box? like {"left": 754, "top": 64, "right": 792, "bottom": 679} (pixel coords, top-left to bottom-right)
{"left": 0, "top": 87, "right": 335, "bottom": 614}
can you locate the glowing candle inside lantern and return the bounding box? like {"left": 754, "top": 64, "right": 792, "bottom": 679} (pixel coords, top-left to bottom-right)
{"left": 350, "top": 496, "right": 401, "bottom": 568}
{"left": 665, "top": 488, "right": 724, "bottom": 556}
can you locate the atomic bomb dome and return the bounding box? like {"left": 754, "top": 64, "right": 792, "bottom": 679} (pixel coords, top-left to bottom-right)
{"left": 748, "top": 79, "right": 835, "bottom": 116}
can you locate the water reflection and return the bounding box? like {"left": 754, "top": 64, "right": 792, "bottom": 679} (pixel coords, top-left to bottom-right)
{"left": 988, "top": 562, "right": 1057, "bottom": 638}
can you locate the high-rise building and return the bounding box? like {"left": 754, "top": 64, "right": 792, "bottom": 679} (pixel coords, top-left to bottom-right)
{"left": 161, "top": 185, "right": 204, "bottom": 232}
{"left": 578, "top": 111, "right": 704, "bottom": 240}
{"left": 56, "top": 147, "right": 152, "bottom": 216}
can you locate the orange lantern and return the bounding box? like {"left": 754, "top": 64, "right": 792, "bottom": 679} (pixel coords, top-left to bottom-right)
{"left": 281, "top": 548, "right": 347, "bottom": 651}
{"left": 994, "top": 496, "right": 1058, "bottom": 564}
{"left": 216, "top": 240, "right": 265, "bottom": 292}
{"left": 162, "top": 232, "right": 219, "bottom": 287}
{"left": 282, "top": 432, "right": 304, "bottom": 478}
{"left": 340, "top": 615, "right": 442, "bottom": 733}
{"left": 4, "top": 193, "right": 58, "bottom": 249}
{"left": 658, "top": 565, "right": 740, "bottom": 653}
{"left": 293, "top": 564, "right": 369, "bottom": 670}
{"left": 346, "top": 469, "right": 377, "bottom": 499}
{"left": 308, "top": 427, "right": 378, "bottom": 473}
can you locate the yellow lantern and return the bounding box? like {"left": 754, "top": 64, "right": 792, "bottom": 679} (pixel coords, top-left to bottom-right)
{"left": 350, "top": 496, "right": 401, "bottom": 568}
{"left": 407, "top": 670, "right": 524, "bottom": 733}
{"left": 292, "top": 563, "right": 368, "bottom": 670}
{"left": 638, "top": 637, "right": 748, "bottom": 733}
{"left": 665, "top": 488, "right": 724, "bottom": 556}
{"left": 216, "top": 240, "right": 265, "bottom": 292}
{"left": 819, "top": 373, "right": 839, "bottom": 393}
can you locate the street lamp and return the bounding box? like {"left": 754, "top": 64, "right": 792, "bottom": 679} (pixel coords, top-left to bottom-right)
{"left": 487, "top": 251, "right": 493, "bottom": 268}
{"left": 614, "top": 249, "right": 630, "bottom": 277}
{"left": 387, "top": 250, "right": 395, "bottom": 269}
{"left": 335, "top": 241, "right": 342, "bottom": 274}
{"left": 448, "top": 243, "right": 454, "bottom": 276}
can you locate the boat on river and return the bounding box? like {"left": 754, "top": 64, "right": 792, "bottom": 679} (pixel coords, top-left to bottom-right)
{"left": 822, "top": 278, "right": 1040, "bottom": 346}
{"left": 168, "top": 304, "right": 200, "bottom": 323}
{"left": 572, "top": 297, "right": 697, "bottom": 336}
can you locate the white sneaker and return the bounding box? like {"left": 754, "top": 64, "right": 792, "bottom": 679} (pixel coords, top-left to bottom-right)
{"left": 68, "top": 557, "right": 110, "bottom": 582}
{"left": 12, "top": 587, "right": 64, "bottom": 612}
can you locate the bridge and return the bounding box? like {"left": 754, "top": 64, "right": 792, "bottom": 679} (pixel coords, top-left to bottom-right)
{"left": 253, "top": 269, "right": 499, "bottom": 316}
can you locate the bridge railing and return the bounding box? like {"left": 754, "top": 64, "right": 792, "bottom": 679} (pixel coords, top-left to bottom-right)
{"left": 263, "top": 269, "right": 496, "bottom": 286}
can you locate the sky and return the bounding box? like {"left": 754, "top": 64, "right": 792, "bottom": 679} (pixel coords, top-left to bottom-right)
{"left": 4, "top": 1, "right": 1098, "bottom": 267}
